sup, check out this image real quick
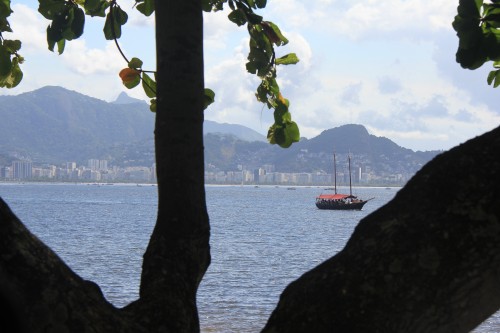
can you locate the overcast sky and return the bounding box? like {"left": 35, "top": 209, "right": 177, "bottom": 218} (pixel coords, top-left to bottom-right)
{"left": 2, "top": 0, "right": 500, "bottom": 151}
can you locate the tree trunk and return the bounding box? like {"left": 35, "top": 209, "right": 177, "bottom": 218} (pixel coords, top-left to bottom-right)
{"left": 124, "top": 0, "right": 211, "bottom": 332}
{"left": 0, "top": 197, "right": 147, "bottom": 332}
{"left": 1, "top": 3, "right": 499, "bottom": 332}
{"left": 262, "top": 125, "right": 500, "bottom": 333}
{"left": 0, "top": 1, "right": 209, "bottom": 332}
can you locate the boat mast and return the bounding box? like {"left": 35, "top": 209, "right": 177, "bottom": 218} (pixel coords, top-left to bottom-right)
{"left": 348, "top": 154, "right": 352, "bottom": 196}
{"left": 333, "top": 152, "right": 337, "bottom": 194}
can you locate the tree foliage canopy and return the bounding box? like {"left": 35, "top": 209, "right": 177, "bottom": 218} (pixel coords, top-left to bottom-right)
{"left": 0, "top": 0, "right": 300, "bottom": 147}
{"left": 453, "top": 0, "right": 500, "bottom": 87}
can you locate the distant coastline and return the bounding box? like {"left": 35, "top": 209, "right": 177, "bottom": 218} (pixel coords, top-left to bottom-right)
{"left": 0, "top": 179, "right": 405, "bottom": 188}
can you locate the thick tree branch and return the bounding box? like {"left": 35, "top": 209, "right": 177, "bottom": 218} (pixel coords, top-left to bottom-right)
{"left": 263, "top": 125, "right": 500, "bottom": 333}
{"left": 0, "top": 197, "right": 146, "bottom": 332}
{"left": 131, "top": 1, "right": 211, "bottom": 332}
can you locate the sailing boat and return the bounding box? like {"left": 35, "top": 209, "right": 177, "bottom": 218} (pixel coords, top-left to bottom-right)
{"left": 315, "top": 153, "right": 372, "bottom": 210}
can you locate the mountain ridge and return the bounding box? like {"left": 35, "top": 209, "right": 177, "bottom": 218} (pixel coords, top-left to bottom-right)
{"left": 0, "top": 86, "right": 441, "bottom": 178}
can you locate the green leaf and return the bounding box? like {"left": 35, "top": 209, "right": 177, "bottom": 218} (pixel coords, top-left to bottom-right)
{"left": 0, "top": 16, "right": 13, "bottom": 33}
{"left": 249, "top": 26, "right": 274, "bottom": 56}
{"left": 247, "top": 12, "right": 263, "bottom": 25}
{"left": 273, "top": 103, "right": 288, "bottom": 123}
{"left": 488, "top": 70, "right": 500, "bottom": 88}
{"left": 0, "top": 0, "right": 13, "bottom": 18}
{"left": 141, "top": 72, "right": 156, "bottom": 98}
{"left": 202, "top": 0, "right": 225, "bottom": 12}
{"left": 2, "top": 39, "right": 21, "bottom": 53}
{"left": 255, "top": 0, "right": 267, "bottom": 8}
{"left": 56, "top": 39, "right": 65, "bottom": 54}
{"left": 255, "top": 81, "right": 270, "bottom": 105}
{"left": 267, "top": 120, "right": 300, "bottom": 148}
{"left": 70, "top": 7, "right": 85, "bottom": 39}
{"left": 0, "top": 43, "right": 12, "bottom": 76}
{"left": 128, "top": 57, "right": 143, "bottom": 69}
{"left": 136, "top": 0, "right": 155, "bottom": 17}
{"left": 267, "top": 77, "right": 280, "bottom": 95}
{"left": 204, "top": 88, "right": 215, "bottom": 110}
{"left": 84, "top": 0, "right": 109, "bottom": 17}
{"left": 457, "top": 0, "right": 482, "bottom": 18}
{"left": 228, "top": 9, "right": 247, "bottom": 26}
{"left": 282, "top": 121, "right": 300, "bottom": 147}
{"left": 124, "top": 74, "right": 140, "bottom": 89}
{"left": 276, "top": 53, "right": 300, "bottom": 65}
{"left": 455, "top": 47, "right": 487, "bottom": 69}
{"left": 103, "top": 5, "right": 128, "bottom": 40}
{"left": 103, "top": 10, "right": 116, "bottom": 39}
{"left": 487, "top": 70, "right": 496, "bottom": 85}
{"left": 267, "top": 124, "right": 278, "bottom": 144}
{"left": 38, "top": 0, "right": 66, "bottom": 20}
{"left": 149, "top": 98, "right": 156, "bottom": 112}
{"left": 114, "top": 6, "right": 128, "bottom": 25}
{"left": 246, "top": 61, "right": 258, "bottom": 74}
{"left": 261, "top": 21, "right": 288, "bottom": 46}
{"left": 0, "top": 57, "right": 23, "bottom": 88}
{"left": 84, "top": 0, "right": 100, "bottom": 11}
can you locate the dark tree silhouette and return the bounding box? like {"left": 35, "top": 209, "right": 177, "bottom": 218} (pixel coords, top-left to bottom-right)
{"left": 263, "top": 125, "right": 500, "bottom": 333}
{"left": 1, "top": 0, "right": 500, "bottom": 332}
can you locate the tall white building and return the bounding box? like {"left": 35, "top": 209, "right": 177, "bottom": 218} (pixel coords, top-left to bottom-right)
{"left": 66, "top": 162, "right": 76, "bottom": 171}
{"left": 88, "top": 159, "right": 100, "bottom": 171}
{"left": 88, "top": 159, "right": 108, "bottom": 171}
{"left": 99, "top": 160, "right": 108, "bottom": 171}
{"left": 12, "top": 161, "right": 32, "bottom": 179}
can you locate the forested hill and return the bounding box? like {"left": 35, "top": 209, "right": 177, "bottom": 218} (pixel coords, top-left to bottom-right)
{"left": 0, "top": 86, "right": 154, "bottom": 163}
{"left": 0, "top": 86, "right": 440, "bottom": 176}
{"left": 204, "top": 124, "right": 441, "bottom": 177}
{"left": 0, "top": 86, "right": 264, "bottom": 163}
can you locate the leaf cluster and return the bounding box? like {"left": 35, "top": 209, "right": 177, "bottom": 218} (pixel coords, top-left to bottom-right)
{"left": 117, "top": 1, "right": 214, "bottom": 111}
{"left": 36, "top": 1, "right": 213, "bottom": 112}
{"left": 453, "top": 0, "right": 500, "bottom": 87}
{"left": 204, "top": 0, "right": 300, "bottom": 148}
{"left": 35, "top": 0, "right": 157, "bottom": 110}
{"left": 0, "top": 0, "right": 23, "bottom": 88}
{"left": 4, "top": 0, "right": 297, "bottom": 144}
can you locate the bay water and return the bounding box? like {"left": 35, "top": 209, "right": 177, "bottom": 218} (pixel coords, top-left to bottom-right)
{"left": 0, "top": 183, "right": 497, "bottom": 332}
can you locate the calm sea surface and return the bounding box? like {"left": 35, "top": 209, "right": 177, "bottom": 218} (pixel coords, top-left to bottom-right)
{"left": 0, "top": 183, "right": 498, "bottom": 332}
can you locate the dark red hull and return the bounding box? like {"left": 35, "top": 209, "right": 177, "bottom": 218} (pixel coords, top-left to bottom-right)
{"left": 315, "top": 198, "right": 368, "bottom": 210}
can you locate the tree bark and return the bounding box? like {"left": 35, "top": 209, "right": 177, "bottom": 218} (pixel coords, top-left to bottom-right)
{"left": 262, "top": 125, "right": 500, "bottom": 333}
{"left": 1, "top": 3, "right": 499, "bottom": 332}
{"left": 0, "top": 197, "right": 146, "bottom": 333}
{"left": 0, "top": 2, "right": 209, "bottom": 332}
{"left": 126, "top": 1, "right": 211, "bottom": 332}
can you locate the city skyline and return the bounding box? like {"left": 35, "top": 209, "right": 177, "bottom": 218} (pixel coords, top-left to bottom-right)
{"left": 0, "top": 157, "right": 411, "bottom": 186}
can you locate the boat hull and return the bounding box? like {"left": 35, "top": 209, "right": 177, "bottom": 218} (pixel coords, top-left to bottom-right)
{"left": 315, "top": 200, "right": 368, "bottom": 210}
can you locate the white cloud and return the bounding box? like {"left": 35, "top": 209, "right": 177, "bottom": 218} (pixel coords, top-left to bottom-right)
{"left": 205, "top": 40, "right": 270, "bottom": 133}
{"left": 61, "top": 41, "right": 124, "bottom": 76}
{"left": 10, "top": 4, "right": 47, "bottom": 51}
{"left": 2, "top": 1, "right": 499, "bottom": 151}
{"left": 265, "top": 0, "right": 454, "bottom": 41}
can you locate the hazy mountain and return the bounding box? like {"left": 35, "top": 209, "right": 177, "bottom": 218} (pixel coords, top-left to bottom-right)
{"left": 203, "top": 125, "right": 441, "bottom": 177}
{"left": 112, "top": 92, "right": 267, "bottom": 142}
{"left": 0, "top": 87, "right": 441, "bottom": 177}
{"left": 0, "top": 87, "right": 265, "bottom": 164}
{"left": 204, "top": 121, "right": 266, "bottom": 142}
{"left": 112, "top": 92, "right": 148, "bottom": 105}
{"left": 0, "top": 86, "right": 155, "bottom": 163}
{"left": 269, "top": 124, "right": 440, "bottom": 175}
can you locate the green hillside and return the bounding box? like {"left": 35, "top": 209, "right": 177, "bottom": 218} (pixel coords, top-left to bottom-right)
{"left": 0, "top": 86, "right": 154, "bottom": 164}
{"left": 0, "top": 87, "right": 440, "bottom": 177}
